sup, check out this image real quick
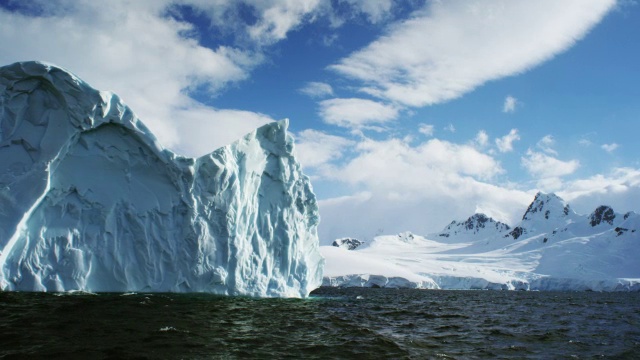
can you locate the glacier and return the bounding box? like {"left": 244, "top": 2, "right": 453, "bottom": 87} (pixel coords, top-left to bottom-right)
{"left": 322, "top": 193, "right": 640, "bottom": 291}
{"left": 0, "top": 61, "right": 323, "bottom": 297}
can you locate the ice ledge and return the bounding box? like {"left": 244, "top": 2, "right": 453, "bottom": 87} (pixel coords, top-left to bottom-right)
{"left": 323, "top": 275, "right": 640, "bottom": 292}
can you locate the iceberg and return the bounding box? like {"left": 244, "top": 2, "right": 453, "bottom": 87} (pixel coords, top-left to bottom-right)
{"left": 0, "top": 61, "right": 323, "bottom": 297}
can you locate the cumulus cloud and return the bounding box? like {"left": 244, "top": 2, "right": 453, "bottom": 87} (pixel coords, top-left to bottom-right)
{"left": 418, "top": 123, "right": 435, "bottom": 137}
{"left": 0, "top": 0, "right": 405, "bottom": 156}
{"left": 521, "top": 150, "right": 580, "bottom": 178}
{"left": 0, "top": 1, "right": 274, "bottom": 157}
{"left": 319, "top": 98, "right": 399, "bottom": 129}
{"left": 559, "top": 167, "right": 640, "bottom": 215}
{"left": 316, "top": 134, "right": 640, "bottom": 242}
{"left": 299, "top": 81, "right": 334, "bottom": 98}
{"left": 475, "top": 130, "right": 489, "bottom": 148}
{"left": 317, "top": 186, "right": 532, "bottom": 244}
{"left": 313, "top": 134, "right": 535, "bottom": 243}
{"left": 313, "top": 136, "right": 506, "bottom": 215}
{"left": 294, "top": 129, "right": 354, "bottom": 169}
{"left": 329, "top": 0, "right": 615, "bottom": 107}
{"left": 314, "top": 134, "right": 529, "bottom": 242}
{"left": 601, "top": 143, "right": 619, "bottom": 153}
{"left": 244, "top": 0, "right": 323, "bottom": 45}
{"left": 170, "top": 105, "right": 275, "bottom": 157}
{"left": 502, "top": 95, "right": 518, "bottom": 113}
{"left": 495, "top": 129, "right": 520, "bottom": 153}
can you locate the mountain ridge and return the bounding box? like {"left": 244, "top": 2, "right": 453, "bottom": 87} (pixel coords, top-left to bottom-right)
{"left": 322, "top": 192, "right": 639, "bottom": 291}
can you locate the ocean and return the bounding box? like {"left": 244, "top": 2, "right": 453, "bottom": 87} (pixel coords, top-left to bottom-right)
{"left": 1, "top": 288, "right": 638, "bottom": 359}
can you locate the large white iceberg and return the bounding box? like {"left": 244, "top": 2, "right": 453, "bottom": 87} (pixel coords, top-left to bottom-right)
{"left": 0, "top": 61, "right": 323, "bottom": 297}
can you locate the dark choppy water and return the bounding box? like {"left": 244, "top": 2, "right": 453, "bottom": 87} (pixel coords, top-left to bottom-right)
{"left": 1, "top": 288, "right": 639, "bottom": 359}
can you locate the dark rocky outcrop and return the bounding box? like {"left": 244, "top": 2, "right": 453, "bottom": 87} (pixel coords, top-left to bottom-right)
{"left": 590, "top": 206, "right": 616, "bottom": 227}
{"left": 332, "top": 238, "right": 364, "bottom": 250}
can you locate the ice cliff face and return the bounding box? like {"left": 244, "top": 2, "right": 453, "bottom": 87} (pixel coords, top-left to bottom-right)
{"left": 0, "top": 61, "right": 323, "bottom": 297}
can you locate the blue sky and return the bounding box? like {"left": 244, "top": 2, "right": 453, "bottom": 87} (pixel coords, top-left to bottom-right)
{"left": 1, "top": 0, "right": 639, "bottom": 243}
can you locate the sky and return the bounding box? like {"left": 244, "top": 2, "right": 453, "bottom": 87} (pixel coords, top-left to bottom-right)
{"left": 1, "top": 0, "right": 639, "bottom": 244}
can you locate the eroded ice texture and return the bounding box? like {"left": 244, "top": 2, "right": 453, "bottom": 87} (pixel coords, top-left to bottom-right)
{"left": 0, "top": 61, "right": 323, "bottom": 297}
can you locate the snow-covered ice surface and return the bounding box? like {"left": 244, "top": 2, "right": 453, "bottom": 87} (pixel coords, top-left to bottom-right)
{"left": 0, "top": 61, "right": 323, "bottom": 297}
{"left": 323, "top": 193, "right": 640, "bottom": 291}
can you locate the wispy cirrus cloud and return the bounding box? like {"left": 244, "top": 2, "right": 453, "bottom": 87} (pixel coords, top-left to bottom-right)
{"left": 329, "top": 0, "right": 615, "bottom": 107}
{"left": 537, "top": 135, "right": 558, "bottom": 155}
{"left": 444, "top": 124, "right": 456, "bottom": 133}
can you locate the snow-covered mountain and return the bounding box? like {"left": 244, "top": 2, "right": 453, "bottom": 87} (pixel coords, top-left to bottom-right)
{"left": 322, "top": 192, "right": 640, "bottom": 291}
{"left": 0, "top": 61, "right": 323, "bottom": 297}
{"left": 431, "top": 213, "right": 511, "bottom": 242}
{"left": 505, "top": 192, "right": 581, "bottom": 240}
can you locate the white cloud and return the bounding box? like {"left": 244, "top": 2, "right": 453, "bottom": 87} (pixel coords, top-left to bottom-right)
{"left": 340, "top": 0, "right": 393, "bottom": 23}
{"left": 502, "top": 95, "right": 518, "bottom": 113}
{"left": 322, "top": 33, "right": 339, "bottom": 46}
{"left": 319, "top": 98, "right": 399, "bottom": 128}
{"left": 601, "top": 143, "right": 619, "bottom": 153}
{"left": 418, "top": 123, "right": 434, "bottom": 136}
{"left": 559, "top": 167, "right": 640, "bottom": 215}
{"left": 0, "top": 1, "right": 275, "bottom": 157}
{"left": 330, "top": 0, "right": 615, "bottom": 107}
{"left": 170, "top": 104, "right": 275, "bottom": 157}
{"left": 495, "top": 129, "right": 520, "bottom": 153}
{"left": 579, "top": 138, "right": 593, "bottom": 146}
{"left": 521, "top": 150, "right": 580, "bottom": 178}
{"left": 475, "top": 130, "right": 489, "bottom": 148}
{"left": 322, "top": 137, "right": 504, "bottom": 189}
{"left": 294, "top": 129, "right": 354, "bottom": 169}
{"left": 444, "top": 124, "right": 456, "bottom": 133}
{"left": 314, "top": 135, "right": 534, "bottom": 243}
{"left": 537, "top": 135, "right": 557, "bottom": 155}
{"left": 299, "top": 82, "right": 334, "bottom": 98}
{"left": 245, "top": 0, "right": 323, "bottom": 45}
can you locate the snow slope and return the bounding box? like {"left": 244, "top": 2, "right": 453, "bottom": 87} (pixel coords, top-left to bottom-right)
{"left": 322, "top": 193, "right": 640, "bottom": 291}
{"left": 0, "top": 61, "right": 323, "bottom": 297}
